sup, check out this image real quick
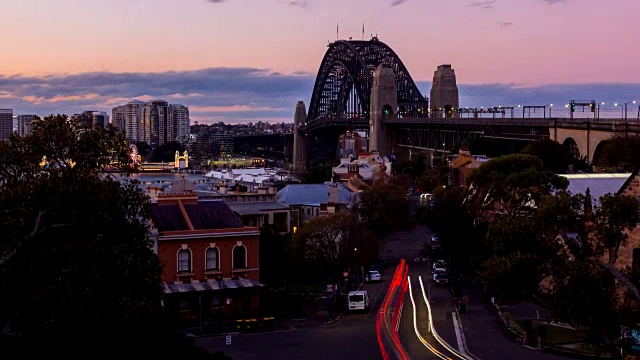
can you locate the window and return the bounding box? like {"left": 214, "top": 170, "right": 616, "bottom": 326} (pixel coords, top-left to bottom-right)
{"left": 206, "top": 247, "right": 219, "bottom": 271}
{"left": 633, "top": 248, "right": 640, "bottom": 270}
{"left": 177, "top": 248, "right": 191, "bottom": 273}
{"left": 233, "top": 245, "right": 246, "bottom": 269}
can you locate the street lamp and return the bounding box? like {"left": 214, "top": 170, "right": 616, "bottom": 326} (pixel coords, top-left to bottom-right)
{"left": 549, "top": 104, "right": 553, "bottom": 118}
{"left": 624, "top": 101, "right": 637, "bottom": 122}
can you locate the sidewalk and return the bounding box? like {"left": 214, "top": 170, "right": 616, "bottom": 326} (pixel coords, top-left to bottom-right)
{"left": 458, "top": 283, "right": 568, "bottom": 360}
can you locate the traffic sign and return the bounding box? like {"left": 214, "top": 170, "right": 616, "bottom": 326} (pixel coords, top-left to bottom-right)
{"left": 226, "top": 335, "right": 232, "bottom": 345}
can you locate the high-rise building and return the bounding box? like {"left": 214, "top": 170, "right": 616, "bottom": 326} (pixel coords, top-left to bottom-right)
{"left": 112, "top": 100, "right": 145, "bottom": 142}
{"left": 170, "top": 104, "right": 190, "bottom": 144}
{"left": 142, "top": 100, "right": 170, "bottom": 150}
{"left": 212, "top": 133, "right": 234, "bottom": 156}
{"left": 16, "top": 115, "right": 37, "bottom": 137}
{"left": 0, "top": 109, "right": 14, "bottom": 141}
{"left": 72, "top": 111, "right": 109, "bottom": 129}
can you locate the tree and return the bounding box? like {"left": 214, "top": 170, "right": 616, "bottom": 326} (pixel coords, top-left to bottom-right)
{"left": 599, "top": 135, "right": 640, "bottom": 172}
{"left": 466, "top": 154, "right": 568, "bottom": 216}
{"left": 301, "top": 160, "right": 335, "bottom": 184}
{"left": 151, "top": 141, "right": 184, "bottom": 163}
{"left": 416, "top": 166, "right": 448, "bottom": 194}
{"left": 394, "top": 154, "right": 428, "bottom": 179}
{"left": 521, "top": 139, "right": 571, "bottom": 174}
{"left": 426, "top": 186, "right": 486, "bottom": 280}
{"left": 0, "top": 115, "right": 220, "bottom": 358}
{"left": 259, "top": 225, "right": 290, "bottom": 286}
{"left": 478, "top": 189, "right": 640, "bottom": 359}
{"left": 294, "top": 213, "right": 375, "bottom": 281}
{"left": 359, "top": 181, "right": 411, "bottom": 239}
{"left": 134, "top": 141, "right": 152, "bottom": 161}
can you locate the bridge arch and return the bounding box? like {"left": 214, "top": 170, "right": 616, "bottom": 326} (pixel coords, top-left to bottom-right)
{"left": 563, "top": 138, "right": 580, "bottom": 159}
{"left": 306, "top": 38, "right": 428, "bottom": 125}
{"left": 591, "top": 140, "right": 608, "bottom": 167}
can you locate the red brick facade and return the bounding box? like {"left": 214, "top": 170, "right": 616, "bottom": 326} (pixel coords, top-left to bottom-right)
{"left": 157, "top": 229, "right": 260, "bottom": 283}
{"left": 150, "top": 193, "right": 263, "bottom": 324}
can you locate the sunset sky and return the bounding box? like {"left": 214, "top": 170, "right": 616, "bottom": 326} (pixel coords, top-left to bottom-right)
{"left": 1, "top": 0, "right": 639, "bottom": 123}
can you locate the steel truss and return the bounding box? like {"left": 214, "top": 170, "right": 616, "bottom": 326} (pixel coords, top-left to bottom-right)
{"left": 396, "top": 128, "right": 484, "bottom": 151}
{"left": 306, "top": 38, "right": 429, "bottom": 126}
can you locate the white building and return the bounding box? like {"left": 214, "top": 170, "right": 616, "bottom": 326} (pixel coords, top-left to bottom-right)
{"left": 112, "top": 100, "right": 146, "bottom": 143}
{"left": 332, "top": 151, "right": 393, "bottom": 183}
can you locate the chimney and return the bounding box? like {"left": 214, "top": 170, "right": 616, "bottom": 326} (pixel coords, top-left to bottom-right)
{"left": 328, "top": 183, "right": 340, "bottom": 204}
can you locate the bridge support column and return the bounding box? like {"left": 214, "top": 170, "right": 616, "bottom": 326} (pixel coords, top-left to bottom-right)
{"left": 369, "top": 66, "right": 397, "bottom": 156}
{"left": 292, "top": 101, "right": 308, "bottom": 172}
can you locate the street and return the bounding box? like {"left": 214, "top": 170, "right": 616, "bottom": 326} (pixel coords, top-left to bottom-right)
{"left": 196, "top": 273, "right": 390, "bottom": 360}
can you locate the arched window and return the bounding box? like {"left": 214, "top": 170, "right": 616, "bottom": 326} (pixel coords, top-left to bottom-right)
{"left": 177, "top": 248, "right": 191, "bottom": 273}
{"left": 233, "top": 245, "right": 246, "bottom": 270}
{"left": 206, "top": 247, "right": 219, "bottom": 271}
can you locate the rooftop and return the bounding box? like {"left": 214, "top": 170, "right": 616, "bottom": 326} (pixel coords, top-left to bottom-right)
{"left": 560, "top": 173, "right": 632, "bottom": 202}
{"left": 275, "top": 183, "right": 353, "bottom": 206}
{"left": 150, "top": 200, "right": 244, "bottom": 232}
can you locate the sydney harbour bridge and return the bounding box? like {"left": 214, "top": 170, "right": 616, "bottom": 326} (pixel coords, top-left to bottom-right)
{"left": 237, "top": 37, "right": 640, "bottom": 171}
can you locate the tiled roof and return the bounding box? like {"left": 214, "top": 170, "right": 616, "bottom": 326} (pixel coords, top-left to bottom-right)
{"left": 275, "top": 183, "right": 353, "bottom": 206}
{"left": 150, "top": 200, "right": 244, "bottom": 232}
{"left": 183, "top": 201, "right": 244, "bottom": 229}
{"left": 150, "top": 203, "right": 189, "bottom": 232}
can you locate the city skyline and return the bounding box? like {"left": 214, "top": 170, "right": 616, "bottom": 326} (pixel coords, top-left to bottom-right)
{"left": 1, "top": 0, "right": 639, "bottom": 123}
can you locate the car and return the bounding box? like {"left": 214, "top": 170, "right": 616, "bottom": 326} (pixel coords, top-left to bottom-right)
{"left": 432, "top": 260, "right": 447, "bottom": 271}
{"left": 432, "top": 269, "right": 447, "bottom": 282}
{"left": 433, "top": 272, "right": 450, "bottom": 287}
{"left": 367, "top": 270, "right": 381, "bottom": 282}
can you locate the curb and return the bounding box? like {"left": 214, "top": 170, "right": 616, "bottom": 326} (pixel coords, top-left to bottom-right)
{"left": 322, "top": 279, "right": 367, "bottom": 325}
{"left": 453, "top": 311, "right": 483, "bottom": 360}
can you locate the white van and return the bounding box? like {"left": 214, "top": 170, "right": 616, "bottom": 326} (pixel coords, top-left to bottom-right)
{"left": 348, "top": 290, "right": 369, "bottom": 311}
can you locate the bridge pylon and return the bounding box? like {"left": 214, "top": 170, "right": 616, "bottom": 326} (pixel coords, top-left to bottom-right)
{"left": 292, "top": 101, "right": 309, "bottom": 172}
{"left": 369, "top": 66, "right": 398, "bottom": 156}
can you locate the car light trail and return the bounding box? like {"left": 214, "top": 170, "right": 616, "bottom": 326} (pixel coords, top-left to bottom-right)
{"left": 407, "top": 275, "right": 450, "bottom": 360}
{"left": 418, "top": 276, "right": 468, "bottom": 360}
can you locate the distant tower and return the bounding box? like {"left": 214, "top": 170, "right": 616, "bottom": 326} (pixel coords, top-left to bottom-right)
{"left": 292, "top": 101, "right": 308, "bottom": 172}
{"left": 369, "top": 66, "right": 397, "bottom": 155}
{"left": 430, "top": 65, "right": 459, "bottom": 118}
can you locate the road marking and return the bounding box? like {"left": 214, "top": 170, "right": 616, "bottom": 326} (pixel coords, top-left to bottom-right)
{"left": 418, "top": 276, "right": 468, "bottom": 360}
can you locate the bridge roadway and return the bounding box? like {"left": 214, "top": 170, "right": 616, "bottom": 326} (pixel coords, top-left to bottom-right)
{"left": 302, "top": 116, "right": 640, "bottom": 132}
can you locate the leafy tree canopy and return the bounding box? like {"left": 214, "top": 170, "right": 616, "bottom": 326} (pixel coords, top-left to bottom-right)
{"left": 521, "top": 139, "right": 571, "bottom": 174}
{"left": 599, "top": 135, "right": 640, "bottom": 172}
{"left": 0, "top": 115, "right": 220, "bottom": 358}
{"left": 294, "top": 212, "right": 376, "bottom": 281}
{"left": 151, "top": 141, "right": 185, "bottom": 163}
{"left": 359, "top": 181, "right": 411, "bottom": 238}
{"left": 466, "top": 154, "right": 568, "bottom": 216}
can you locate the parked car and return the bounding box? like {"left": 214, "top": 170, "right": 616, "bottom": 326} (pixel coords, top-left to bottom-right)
{"left": 433, "top": 272, "right": 450, "bottom": 287}
{"left": 366, "top": 270, "right": 381, "bottom": 282}
{"left": 432, "top": 269, "right": 447, "bottom": 282}
{"left": 432, "top": 260, "right": 447, "bottom": 271}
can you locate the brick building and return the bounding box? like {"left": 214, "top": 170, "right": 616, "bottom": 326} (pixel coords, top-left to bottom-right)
{"left": 149, "top": 179, "right": 262, "bottom": 326}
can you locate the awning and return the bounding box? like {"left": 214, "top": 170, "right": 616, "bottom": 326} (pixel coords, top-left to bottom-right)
{"left": 163, "top": 278, "right": 264, "bottom": 294}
